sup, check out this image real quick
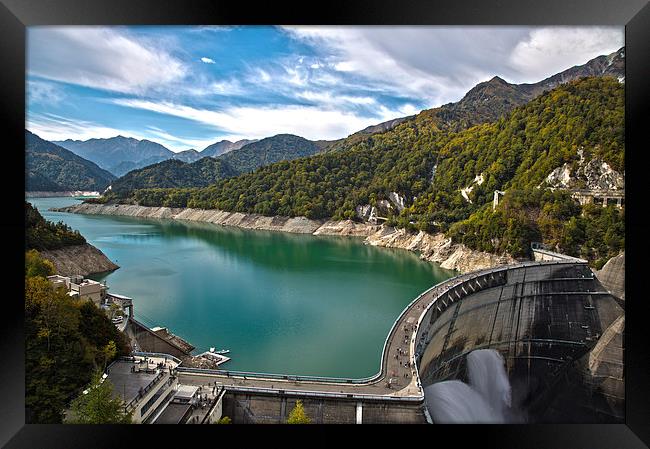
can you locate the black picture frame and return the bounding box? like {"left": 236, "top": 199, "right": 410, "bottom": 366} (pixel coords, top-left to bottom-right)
{"left": 2, "top": 0, "right": 649, "bottom": 446}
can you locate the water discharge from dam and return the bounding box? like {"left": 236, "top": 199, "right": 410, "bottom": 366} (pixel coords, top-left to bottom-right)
{"left": 425, "top": 349, "right": 521, "bottom": 423}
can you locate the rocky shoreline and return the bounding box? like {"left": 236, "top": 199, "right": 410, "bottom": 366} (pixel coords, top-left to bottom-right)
{"left": 26, "top": 190, "right": 101, "bottom": 198}
{"left": 40, "top": 243, "right": 119, "bottom": 277}
{"left": 55, "top": 203, "right": 517, "bottom": 273}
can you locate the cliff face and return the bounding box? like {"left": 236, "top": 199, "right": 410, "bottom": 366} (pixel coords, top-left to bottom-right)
{"left": 40, "top": 243, "right": 119, "bottom": 277}
{"left": 364, "top": 227, "right": 517, "bottom": 273}
{"left": 58, "top": 203, "right": 517, "bottom": 274}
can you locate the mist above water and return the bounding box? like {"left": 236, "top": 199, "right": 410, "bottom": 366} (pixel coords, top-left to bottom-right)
{"left": 425, "top": 349, "right": 522, "bottom": 423}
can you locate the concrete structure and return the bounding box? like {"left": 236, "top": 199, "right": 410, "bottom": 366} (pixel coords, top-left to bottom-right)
{"left": 531, "top": 242, "right": 588, "bottom": 263}
{"left": 105, "top": 354, "right": 180, "bottom": 424}
{"left": 595, "top": 252, "right": 625, "bottom": 301}
{"left": 150, "top": 384, "right": 226, "bottom": 424}
{"left": 47, "top": 274, "right": 108, "bottom": 306}
{"left": 570, "top": 189, "right": 624, "bottom": 208}
{"left": 107, "top": 293, "right": 134, "bottom": 318}
{"left": 493, "top": 190, "right": 505, "bottom": 211}
{"left": 47, "top": 275, "right": 134, "bottom": 326}
{"left": 415, "top": 262, "right": 623, "bottom": 422}
{"left": 124, "top": 318, "right": 195, "bottom": 360}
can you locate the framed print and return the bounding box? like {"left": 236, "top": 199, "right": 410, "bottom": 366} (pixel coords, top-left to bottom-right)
{"left": 2, "top": 0, "right": 649, "bottom": 446}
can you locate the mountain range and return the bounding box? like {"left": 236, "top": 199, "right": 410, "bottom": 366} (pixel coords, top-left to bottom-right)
{"left": 103, "top": 47, "right": 625, "bottom": 193}
{"left": 415, "top": 47, "right": 625, "bottom": 133}
{"left": 108, "top": 134, "right": 321, "bottom": 194}
{"left": 53, "top": 135, "right": 259, "bottom": 177}
{"left": 29, "top": 47, "right": 624, "bottom": 204}
{"left": 25, "top": 131, "right": 116, "bottom": 192}
{"left": 53, "top": 136, "right": 173, "bottom": 177}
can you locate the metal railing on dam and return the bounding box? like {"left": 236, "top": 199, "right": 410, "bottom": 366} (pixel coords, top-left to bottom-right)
{"left": 175, "top": 259, "right": 604, "bottom": 406}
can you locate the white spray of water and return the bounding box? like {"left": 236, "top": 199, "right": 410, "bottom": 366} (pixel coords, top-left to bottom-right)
{"left": 424, "top": 349, "right": 513, "bottom": 424}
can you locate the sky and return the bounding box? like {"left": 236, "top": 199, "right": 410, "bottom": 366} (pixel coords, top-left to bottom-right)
{"left": 26, "top": 26, "right": 624, "bottom": 152}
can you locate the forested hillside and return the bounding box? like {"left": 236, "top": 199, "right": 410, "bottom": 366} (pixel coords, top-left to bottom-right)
{"left": 25, "top": 250, "right": 130, "bottom": 423}
{"left": 26, "top": 201, "right": 86, "bottom": 250}
{"left": 114, "top": 77, "right": 623, "bottom": 266}
{"left": 108, "top": 134, "right": 321, "bottom": 193}
{"left": 26, "top": 131, "right": 116, "bottom": 192}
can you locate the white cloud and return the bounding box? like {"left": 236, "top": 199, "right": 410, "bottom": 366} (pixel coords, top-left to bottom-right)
{"left": 27, "top": 113, "right": 139, "bottom": 142}
{"left": 507, "top": 27, "right": 624, "bottom": 81}
{"left": 27, "top": 80, "right": 65, "bottom": 105}
{"left": 27, "top": 27, "right": 187, "bottom": 95}
{"left": 283, "top": 26, "right": 624, "bottom": 106}
{"left": 332, "top": 61, "right": 356, "bottom": 72}
{"left": 26, "top": 113, "right": 212, "bottom": 152}
{"left": 144, "top": 126, "right": 219, "bottom": 151}
{"left": 110, "top": 98, "right": 417, "bottom": 141}
{"left": 201, "top": 57, "right": 216, "bottom": 64}
{"left": 256, "top": 69, "right": 272, "bottom": 83}
{"left": 296, "top": 90, "right": 376, "bottom": 106}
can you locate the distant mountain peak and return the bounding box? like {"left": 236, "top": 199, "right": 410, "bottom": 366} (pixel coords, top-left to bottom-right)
{"left": 488, "top": 75, "right": 508, "bottom": 85}
{"left": 201, "top": 138, "right": 258, "bottom": 158}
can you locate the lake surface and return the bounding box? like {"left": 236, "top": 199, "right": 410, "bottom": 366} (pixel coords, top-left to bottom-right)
{"left": 29, "top": 197, "right": 456, "bottom": 378}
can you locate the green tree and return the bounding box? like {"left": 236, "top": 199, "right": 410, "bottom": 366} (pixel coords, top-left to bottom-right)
{"left": 67, "top": 371, "right": 132, "bottom": 424}
{"left": 101, "top": 341, "right": 117, "bottom": 371}
{"left": 286, "top": 400, "right": 311, "bottom": 424}
{"left": 25, "top": 249, "right": 55, "bottom": 278}
{"left": 216, "top": 416, "right": 232, "bottom": 424}
{"left": 25, "top": 253, "right": 130, "bottom": 423}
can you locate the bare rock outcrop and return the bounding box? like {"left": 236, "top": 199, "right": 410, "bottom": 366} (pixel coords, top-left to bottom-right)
{"left": 57, "top": 203, "right": 324, "bottom": 234}
{"left": 543, "top": 150, "right": 624, "bottom": 191}
{"left": 313, "top": 219, "right": 380, "bottom": 237}
{"left": 364, "top": 227, "right": 516, "bottom": 273}
{"left": 40, "top": 243, "right": 119, "bottom": 277}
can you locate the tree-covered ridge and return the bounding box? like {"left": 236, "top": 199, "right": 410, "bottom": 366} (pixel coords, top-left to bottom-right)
{"left": 447, "top": 188, "right": 624, "bottom": 267}
{"left": 26, "top": 131, "right": 116, "bottom": 192}
{"left": 117, "top": 77, "right": 624, "bottom": 266}
{"left": 126, "top": 77, "right": 622, "bottom": 216}
{"left": 109, "top": 157, "right": 237, "bottom": 194}
{"left": 108, "top": 134, "right": 322, "bottom": 194}
{"left": 406, "top": 76, "right": 624, "bottom": 230}
{"left": 26, "top": 201, "right": 86, "bottom": 250}
{"left": 25, "top": 250, "right": 130, "bottom": 423}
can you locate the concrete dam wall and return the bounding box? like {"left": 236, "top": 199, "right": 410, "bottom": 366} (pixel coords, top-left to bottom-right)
{"left": 415, "top": 262, "right": 623, "bottom": 422}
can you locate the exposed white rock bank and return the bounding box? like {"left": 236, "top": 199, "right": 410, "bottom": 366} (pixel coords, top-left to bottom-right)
{"left": 57, "top": 203, "right": 518, "bottom": 274}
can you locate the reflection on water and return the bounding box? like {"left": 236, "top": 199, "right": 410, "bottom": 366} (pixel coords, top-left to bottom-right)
{"left": 28, "top": 196, "right": 456, "bottom": 377}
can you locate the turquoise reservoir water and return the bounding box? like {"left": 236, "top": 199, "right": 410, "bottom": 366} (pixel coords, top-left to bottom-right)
{"left": 29, "top": 197, "right": 455, "bottom": 378}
